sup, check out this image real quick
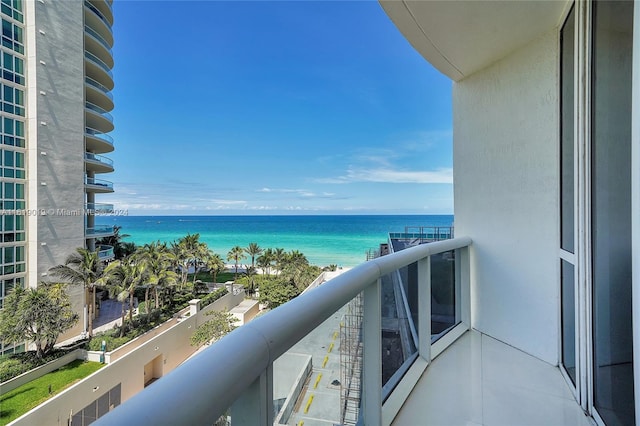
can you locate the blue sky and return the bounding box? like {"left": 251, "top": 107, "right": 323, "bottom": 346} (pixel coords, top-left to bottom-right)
{"left": 104, "top": 1, "right": 453, "bottom": 215}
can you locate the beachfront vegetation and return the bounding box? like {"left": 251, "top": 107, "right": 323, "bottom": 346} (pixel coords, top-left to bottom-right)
{"left": 0, "top": 283, "right": 78, "bottom": 359}
{"left": 190, "top": 309, "right": 236, "bottom": 347}
{"left": 2, "top": 231, "right": 329, "bottom": 379}
{"left": 96, "top": 225, "right": 134, "bottom": 260}
{"left": 0, "top": 359, "right": 103, "bottom": 425}
{"left": 49, "top": 248, "right": 103, "bottom": 337}
{"left": 227, "top": 246, "right": 246, "bottom": 281}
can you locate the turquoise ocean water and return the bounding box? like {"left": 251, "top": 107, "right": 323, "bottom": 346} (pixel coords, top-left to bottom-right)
{"left": 96, "top": 215, "right": 454, "bottom": 267}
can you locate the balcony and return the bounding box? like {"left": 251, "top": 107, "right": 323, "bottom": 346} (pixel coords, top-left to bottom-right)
{"left": 97, "top": 244, "right": 115, "bottom": 261}
{"left": 85, "top": 76, "right": 114, "bottom": 112}
{"left": 84, "top": 51, "right": 114, "bottom": 91}
{"left": 87, "top": 0, "right": 113, "bottom": 27}
{"left": 85, "top": 176, "right": 113, "bottom": 193}
{"left": 85, "top": 127, "right": 114, "bottom": 154}
{"left": 86, "top": 225, "right": 115, "bottom": 239}
{"left": 84, "top": 0, "right": 113, "bottom": 42}
{"left": 85, "top": 102, "right": 114, "bottom": 133}
{"left": 85, "top": 203, "right": 114, "bottom": 214}
{"left": 95, "top": 237, "right": 474, "bottom": 424}
{"left": 84, "top": 25, "right": 113, "bottom": 69}
{"left": 85, "top": 152, "right": 114, "bottom": 173}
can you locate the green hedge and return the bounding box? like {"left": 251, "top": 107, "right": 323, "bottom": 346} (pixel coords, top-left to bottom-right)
{"left": 0, "top": 349, "right": 75, "bottom": 383}
{"left": 200, "top": 287, "right": 228, "bottom": 308}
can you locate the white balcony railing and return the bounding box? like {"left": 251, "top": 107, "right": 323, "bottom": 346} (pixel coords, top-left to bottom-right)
{"left": 94, "top": 236, "right": 472, "bottom": 425}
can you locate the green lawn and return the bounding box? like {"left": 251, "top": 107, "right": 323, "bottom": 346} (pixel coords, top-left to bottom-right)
{"left": 0, "top": 359, "right": 104, "bottom": 425}
{"left": 189, "top": 271, "right": 235, "bottom": 283}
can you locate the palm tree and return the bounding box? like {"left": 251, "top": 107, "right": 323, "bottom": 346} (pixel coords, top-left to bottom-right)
{"left": 243, "top": 266, "right": 258, "bottom": 297}
{"left": 49, "top": 248, "right": 103, "bottom": 337}
{"left": 227, "top": 246, "right": 246, "bottom": 282}
{"left": 273, "top": 248, "right": 286, "bottom": 276}
{"left": 257, "top": 248, "right": 274, "bottom": 277}
{"left": 281, "top": 250, "right": 310, "bottom": 289}
{"left": 99, "top": 258, "right": 148, "bottom": 335}
{"left": 244, "top": 243, "right": 262, "bottom": 268}
{"left": 207, "top": 253, "right": 225, "bottom": 284}
{"left": 133, "top": 241, "right": 176, "bottom": 309}
{"left": 173, "top": 234, "right": 209, "bottom": 289}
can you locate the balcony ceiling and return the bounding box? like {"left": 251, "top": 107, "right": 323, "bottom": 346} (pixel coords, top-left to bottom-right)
{"left": 379, "top": 0, "right": 571, "bottom": 81}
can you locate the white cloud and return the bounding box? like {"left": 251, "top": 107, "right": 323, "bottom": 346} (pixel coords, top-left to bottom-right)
{"left": 316, "top": 167, "right": 452, "bottom": 184}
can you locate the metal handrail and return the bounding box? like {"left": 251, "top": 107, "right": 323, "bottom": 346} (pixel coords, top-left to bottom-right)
{"left": 84, "top": 152, "right": 114, "bottom": 167}
{"left": 95, "top": 236, "right": 472, "bottom": 425}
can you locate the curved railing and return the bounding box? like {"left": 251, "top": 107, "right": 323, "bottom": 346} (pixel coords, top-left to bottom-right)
{"left": 84, "top": 152, "right": 114, "bottom": 167}
{"left": 85, "top": 101, "right": 113, "bottom": 122}
{"left": 95, "top": 237, "right": 472, "bottom": 425}
{"left": 85, "top": 77, "right": 114, "bottom": 101}
{"left": 85, "top": 51, "right": 113, "bottom": 79}
{"left": 85, "top": 177, "right": 113, "bottom": 190}
{"left": 84, "top": 0, "right": 112, "bottom": 30}
{"left": 86, "top": 203, "right": 114, "bottom": 213}
{"left": 97, "top": 245, "right": 115, "bottom": 260}
{"left": 84, "top": 25, "right": 112, "bottom": 54}
{"left": 86, "top": 225, "right": 114, "bottom": 236}
{"left": 85, "top": 127, "right": 113, "bottom": 146}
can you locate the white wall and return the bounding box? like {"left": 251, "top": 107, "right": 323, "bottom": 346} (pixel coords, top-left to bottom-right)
{"left": 453, "top": 29, "right": 560, "bottom": 365}
{"left": 11, "top": 291, "right": 246, "bottom": 426}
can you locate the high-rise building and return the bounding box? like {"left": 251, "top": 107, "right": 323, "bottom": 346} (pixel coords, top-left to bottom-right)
{"left": 0, "top": 0, "right": 115, "bottom": 351}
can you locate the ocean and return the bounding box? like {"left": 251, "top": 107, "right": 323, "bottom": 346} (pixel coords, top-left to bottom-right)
{"left": 95, "top": 215, "right": 454, "bottom": 267}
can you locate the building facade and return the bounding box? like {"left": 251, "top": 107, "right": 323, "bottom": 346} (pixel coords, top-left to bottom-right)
{"left": 0, "top": 0, "right": 115, "bottom": 350}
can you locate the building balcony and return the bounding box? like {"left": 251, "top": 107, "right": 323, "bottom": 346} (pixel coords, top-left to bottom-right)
{"left": 84, "top": 51, "right": 114, "bottom": 91}
{"left": 85, "top": 203, "right": 114, "bottom": 214}
{"left": 85, "top": 76, "right": 114, "bottom": 112}
{"left": 84, "top": 0, "right": 113, "bottom": 45}
{"left": 85, "top": 176, "right": 113, "bottom": 193}
{"left": 86, "top": 225, "right": 115, "bottom": 239}
{"left": 94, "top": 235, "right": 591, "bottom": 426}
{"left": 87, "top": 0, "right": 113, "bottom": 27}
{"left": 85, "top": 152, "right": 114, "bottom": 173}
{"left": 84, "top": 25, "right": 114, "bottom": 70}
{"left": 85, "top": 127, "right": 114, "bottom": 154}
{"left": 85, "top": 102, "right": 114, "bottom": 133}
{"left": 96, "top": 244, "right": 115, "bottom": 261}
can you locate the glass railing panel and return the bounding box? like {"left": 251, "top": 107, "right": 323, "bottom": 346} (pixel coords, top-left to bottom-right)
{"left": 84, "top": 25, "right": 112, "bottom": 53}
{"left": 85, "top": 77, "right": 114, "bottom": 100}
{"left": 381, "top": 263, "right": 418, "bottom": 401}
{"left": 85, "top": 177, "right": 113, "bottom": 190}
{"left": 86, "top": 127, "right": 114, "bottom": 145}
{"left": 97, "top": 245, "right": 114, "bottom": 259}
{"left": 431, "top": 250, "right": 459, "bottom": 341}
{"left": 85, "top": 51, "right": 113, "bottom": 78}
{"left": 86, "top": 225, "right": 114, "bottom": 235}
{"left": 86, "top": 203, "right": 114, "bottom": 213}
{"left": 85, "top": 101, "right": 113, "bottom": 122}
{"left": 84, "top": 0, "right": 112, "bottom": 30}
{"left": 85, "top": 152, "right": 114, "bottom": 167}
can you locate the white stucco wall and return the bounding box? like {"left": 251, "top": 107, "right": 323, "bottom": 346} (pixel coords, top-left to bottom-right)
{"left": 453, "top": 29, "right": 560, "bottom": 365}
